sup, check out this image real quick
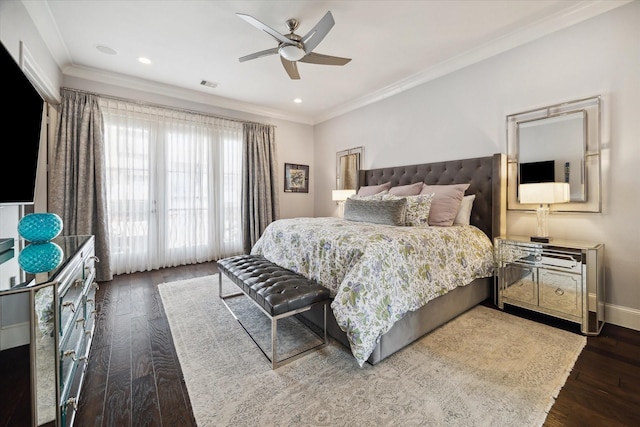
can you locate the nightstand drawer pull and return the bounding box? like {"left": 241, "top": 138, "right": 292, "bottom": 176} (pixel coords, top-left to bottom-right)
{"left": 555, "top": 288, "right": 565, "bottom": 296}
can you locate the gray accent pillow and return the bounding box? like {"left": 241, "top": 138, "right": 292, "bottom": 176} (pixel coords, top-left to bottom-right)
{"left": 344, "top": 198, "right": 407, "bottom": 226}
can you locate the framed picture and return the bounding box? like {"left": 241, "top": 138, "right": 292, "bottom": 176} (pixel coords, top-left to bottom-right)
{"left": 284, "top": 163, "right": 309, "bottom": 193}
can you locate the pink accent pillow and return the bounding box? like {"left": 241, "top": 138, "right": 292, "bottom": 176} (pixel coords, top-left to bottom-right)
{"left": 357, "top": 182, "right": 391, "bottom": 197}
{"left": 420, "top": 183, "right": 470, "bottom": 226}
{"left": 389, "top": 182, "right": 424, "bottom": 196}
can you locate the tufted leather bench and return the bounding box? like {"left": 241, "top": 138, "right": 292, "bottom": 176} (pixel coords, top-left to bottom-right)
{"left": 217, "top": 254, "right": 330, "bottom": 368}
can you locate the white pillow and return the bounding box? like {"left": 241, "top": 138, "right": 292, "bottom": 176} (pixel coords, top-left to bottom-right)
{"left": 454, "top": 194, "right": 476, "bottom": 225}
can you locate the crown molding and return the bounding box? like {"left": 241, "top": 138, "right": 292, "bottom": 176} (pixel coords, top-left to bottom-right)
{"left": 312, "top": 0, "right": 633, "bottom": 124}
{"left": 24, "top": 0, "right": 632, "bottom": 126}
{"left": 63, "top": 64, "right": 314, "bottom": 125}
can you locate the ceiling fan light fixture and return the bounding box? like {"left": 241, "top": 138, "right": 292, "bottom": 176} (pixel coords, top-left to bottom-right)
{"left": 279, "top": 45, "right": 305, "bottom": 61}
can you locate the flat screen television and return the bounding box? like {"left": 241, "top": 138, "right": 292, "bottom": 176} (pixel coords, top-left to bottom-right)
{"left": 519, "top": 160, "right": 555, "bottom": 184}
{"left": 0, "top": 41, "right": 45, "bottom": 205}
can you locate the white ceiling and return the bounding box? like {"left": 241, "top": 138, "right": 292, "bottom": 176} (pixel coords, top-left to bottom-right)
{"left": 24, "top": 0, "right": 629, "bottom": 124}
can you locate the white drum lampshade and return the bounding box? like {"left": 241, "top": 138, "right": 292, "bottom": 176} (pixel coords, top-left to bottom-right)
{"left": 519, "top": 182, "right": 570, "bottom": 242}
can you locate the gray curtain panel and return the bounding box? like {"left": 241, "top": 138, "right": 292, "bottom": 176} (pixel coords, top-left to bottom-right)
{"left": 49, "top": 89, "right": 112, "bottom": 282}
{"left": 242, "top": 123, "right": 280, "bottom": 253}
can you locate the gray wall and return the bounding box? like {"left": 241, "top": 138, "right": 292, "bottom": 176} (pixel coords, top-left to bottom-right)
{"left": 314, "top": 2, "right": 640, "bottom": 329}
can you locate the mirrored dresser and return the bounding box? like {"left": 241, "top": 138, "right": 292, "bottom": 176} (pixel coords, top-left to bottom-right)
{"left": 0, "top": 235, "right": 98, "bottom": 426}
{"left": 495, "top": 235, "right": 604, "bottom": 335}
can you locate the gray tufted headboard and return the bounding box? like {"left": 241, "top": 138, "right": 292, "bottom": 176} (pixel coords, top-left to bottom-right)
{"left": 359, "top": 153, "right": 506, "bottom": 241}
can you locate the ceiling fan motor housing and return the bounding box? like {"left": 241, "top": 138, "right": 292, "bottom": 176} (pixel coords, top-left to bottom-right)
{"left": 279, "top": 33, "right": 305, "bottom": 61}
{"left": 238, "top": 11, "right": 351, "bottom": 79}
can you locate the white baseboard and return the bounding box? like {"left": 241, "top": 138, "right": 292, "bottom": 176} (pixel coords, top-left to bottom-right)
{"left": 0, "top": 321, "right": 30, "bottom": 350}
{"left": 606, "top": 303, "right": 640, "bottom": 331}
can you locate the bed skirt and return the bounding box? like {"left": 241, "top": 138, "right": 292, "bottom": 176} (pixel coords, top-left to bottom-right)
{"left": 299, "top": 277, "right": 492, "bottom": 365}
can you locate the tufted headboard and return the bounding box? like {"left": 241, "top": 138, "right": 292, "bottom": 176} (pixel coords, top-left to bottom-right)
{"left": 359, "top": 153, "right": 506, "bottom": 241}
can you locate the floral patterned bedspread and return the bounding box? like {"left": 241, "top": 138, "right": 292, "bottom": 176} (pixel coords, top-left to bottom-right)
{"left": 251, "top": 217, "right": 495, "bottom": 367}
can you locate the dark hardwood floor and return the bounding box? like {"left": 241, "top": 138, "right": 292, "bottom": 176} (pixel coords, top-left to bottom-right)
{"left": 2, "top": 262, "right": 639, "bottom": 426}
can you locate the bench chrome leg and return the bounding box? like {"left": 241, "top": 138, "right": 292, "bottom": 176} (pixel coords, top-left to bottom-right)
{"left": 218, "top": 270, "right": 329, "bottom": 369}
{"left": 272, "top": 317, "right": 278, "bottom": 369}
{"left": 218, "top": 271, "right": 243, "bottom": 300}
{"left": 270, "top": 302, "right": 328, "bottom": 369}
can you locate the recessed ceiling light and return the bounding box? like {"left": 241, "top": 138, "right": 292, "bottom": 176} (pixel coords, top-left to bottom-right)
{"left": 96, "top": 45, "right": 117, "bottom": 55}
{"left": 293, "top": 98, "right": 302, "bottom": 104}
{"left": 137, "top": 56, "right": 152, "bottom": 65}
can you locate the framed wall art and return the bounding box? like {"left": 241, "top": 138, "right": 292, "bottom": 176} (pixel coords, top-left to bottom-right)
{"left": 284, "top": 163, "right": 309, "bottom": 193}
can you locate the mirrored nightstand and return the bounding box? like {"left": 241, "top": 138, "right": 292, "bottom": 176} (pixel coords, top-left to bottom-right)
{"left": 495, "top": 235, "right": 605, "bottom": 335}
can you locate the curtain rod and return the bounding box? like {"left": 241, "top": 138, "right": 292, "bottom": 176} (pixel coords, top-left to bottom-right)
{"left": 60, "top": 87, "right": 275, "bottom": 128}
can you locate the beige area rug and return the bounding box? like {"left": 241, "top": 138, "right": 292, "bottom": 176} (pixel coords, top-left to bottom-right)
{"left": 158, "top": 275, "right": 586, "bottom": 427}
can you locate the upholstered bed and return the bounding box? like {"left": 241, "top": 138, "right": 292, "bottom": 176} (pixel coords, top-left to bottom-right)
{"left": 253, "top": 153, "right": 506, "bottom": 366}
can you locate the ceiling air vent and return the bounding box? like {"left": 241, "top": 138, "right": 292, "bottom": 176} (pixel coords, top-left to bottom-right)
{"left": 200, "top": 80, "right": 218, "bottom": 89}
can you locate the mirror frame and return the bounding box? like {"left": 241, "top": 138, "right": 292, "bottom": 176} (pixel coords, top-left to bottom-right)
{"left": 336, "top": 147, "right": 364, "bottom": 191}
{"left": 506, "top": 95, "right": 601, "bottom": 212}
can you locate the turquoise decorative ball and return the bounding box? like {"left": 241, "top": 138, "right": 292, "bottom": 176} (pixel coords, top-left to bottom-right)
{"left": 17, "top": 213, "right": 63, "bottom": 242}
{"left": 18, "top": 242, "right": 64, "bottom": 274}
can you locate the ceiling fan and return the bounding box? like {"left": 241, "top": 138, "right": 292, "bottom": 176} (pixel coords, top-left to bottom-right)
{"left": 237, "top": 10, "right": 351, "bottom": 80}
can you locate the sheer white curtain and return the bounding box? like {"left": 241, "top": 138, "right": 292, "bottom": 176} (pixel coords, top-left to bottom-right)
{"left": 100, "top": 99, "right": 243, "bottom": 275}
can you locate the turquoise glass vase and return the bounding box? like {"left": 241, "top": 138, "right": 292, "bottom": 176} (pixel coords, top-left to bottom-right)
{"left": 18, "top": 242, "right": 64, "bottom": 274}
{"left": 17, "top": 213, "right": 63, "bottom": 243}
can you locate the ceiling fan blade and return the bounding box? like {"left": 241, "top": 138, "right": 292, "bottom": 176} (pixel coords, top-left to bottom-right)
{"left": 301, "top": 11, "right": 335, "bottom": 54}
{"left": 237, "top": 13, "right": 296, "bottom": 46}
{"left": 280, "top": 57, "right": 300, "bottom": 80}
{"left": 299, "top": 52, "right": 351, "bottom": 66}
{"left": 239, "top": 47, "right": 279, "bottom": 63}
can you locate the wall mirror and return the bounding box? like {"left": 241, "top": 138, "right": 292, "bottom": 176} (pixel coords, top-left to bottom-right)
{"left": 507, "top": 96, "right": 601, "bottom": 212}
{"left": 336, "top": 146, "right": 363, "bottom": 190}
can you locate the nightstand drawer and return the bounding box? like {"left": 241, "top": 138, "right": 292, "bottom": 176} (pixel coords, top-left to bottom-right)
{"left": 539, "top": 269, "right": 582, "bottom": 318}
{"left": 501, "top": 263, "right": 537, "bottom": 306}
{"left": 499, "top": 241, "right": 583, "bottom": 273}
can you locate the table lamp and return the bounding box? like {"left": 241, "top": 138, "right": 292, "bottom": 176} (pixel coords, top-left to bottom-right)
{"left": 519, "top": 182, "right": 570, "bottom": 243}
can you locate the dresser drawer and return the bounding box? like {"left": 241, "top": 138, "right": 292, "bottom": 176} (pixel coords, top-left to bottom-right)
{"left": 83, "top": 254, "right": 97, "bottom": 281}
{"left": 59, "top": 309, "right": 89, "bottom": 398}
{"left": 83, "top": 281, "right": 99, "bottom": 338}
{"left": 58, "top": 265, "right": 87, "bottom": 338}
{"left": 60, "top": 345, "right": 89, "bottom": 427}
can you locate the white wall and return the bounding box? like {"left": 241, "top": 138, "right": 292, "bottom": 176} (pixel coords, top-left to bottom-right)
{"left": 314, "top": 2, "right": 640, "bottom": 328}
